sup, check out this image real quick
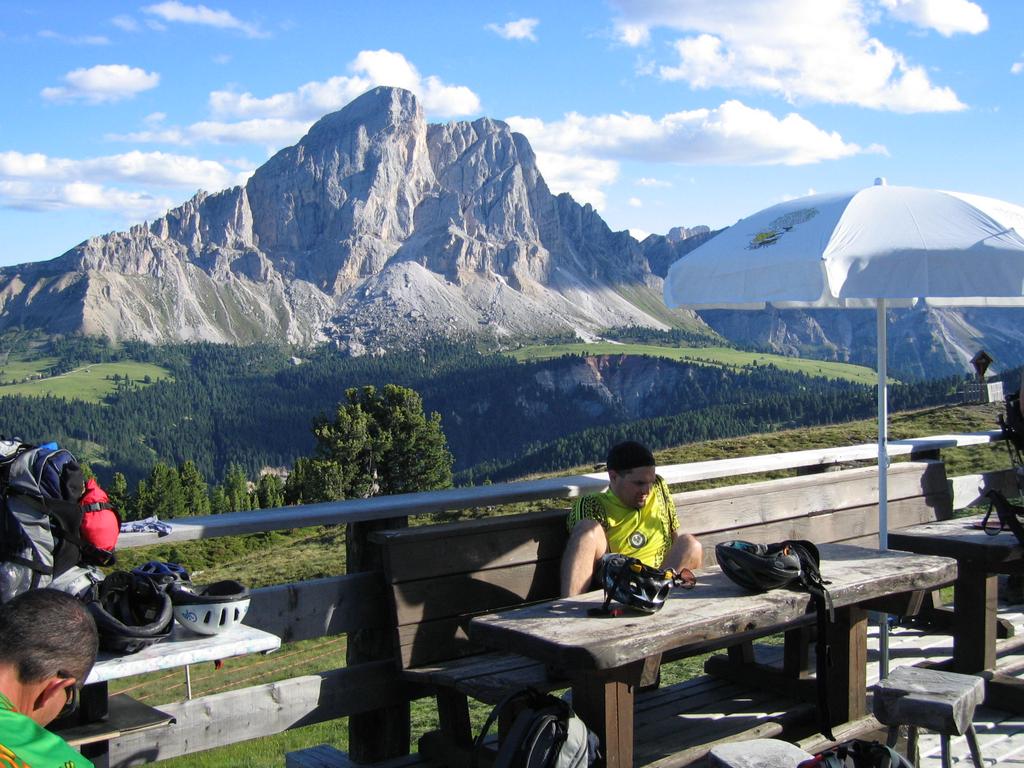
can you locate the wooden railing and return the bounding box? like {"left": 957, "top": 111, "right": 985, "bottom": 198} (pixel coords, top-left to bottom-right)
{"left": 107, "top": 430, "right": 1016, "bottom": 765}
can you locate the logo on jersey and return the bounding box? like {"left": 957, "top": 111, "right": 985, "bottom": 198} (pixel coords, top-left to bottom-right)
{"left": 629, "top": 531, "right": 647, "bottom": 549}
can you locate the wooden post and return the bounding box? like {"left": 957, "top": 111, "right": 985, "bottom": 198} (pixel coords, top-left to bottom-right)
{"left": 347, "top": 517, "right": 410, "bottom": 763}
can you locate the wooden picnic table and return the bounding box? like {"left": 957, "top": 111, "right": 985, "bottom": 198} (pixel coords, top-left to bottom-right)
{"left": 469, "top": 543, "right": 956, "bottom": 768}
{"left": 889, "top": 514, "right": 1024, "bottom": 710}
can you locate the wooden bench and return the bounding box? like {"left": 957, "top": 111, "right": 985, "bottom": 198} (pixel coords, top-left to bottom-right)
{"left": 365, "top": 459, "right": 954, "bottom": 766}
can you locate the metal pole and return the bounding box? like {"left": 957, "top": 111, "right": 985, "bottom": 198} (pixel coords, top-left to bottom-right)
{"left": 877, "top": 300, "right": 890, "bottom": 678}
{"left": 185, "top": 664, "right": 193, "bottom": 700}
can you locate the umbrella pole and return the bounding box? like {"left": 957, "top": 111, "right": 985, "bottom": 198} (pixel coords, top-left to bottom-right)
{"left": 877, "top": 300, "right": 890, "bottom": 678}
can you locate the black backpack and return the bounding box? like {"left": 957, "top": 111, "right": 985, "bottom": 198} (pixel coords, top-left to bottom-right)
{"left": 0, "top": 440, "right": 112, "bottom": 603}
{"left": 799, "top": 739, "right": 913, "bottom": 768}
{"left": 475, "top": 688, "right": 598, "bottom": 768}
{"left": 998, "top": 390, "right": 1024, "bottom": 466}
{"left": 715, "top": 540, "right": 836, "bottom": 740}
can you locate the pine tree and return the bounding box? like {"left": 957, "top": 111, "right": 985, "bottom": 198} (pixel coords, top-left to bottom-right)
{"left": 222, "top": 463, "right": 252, "bottom": 513}
{"left": 178, "top": 460, "right": 211, "bottom": 517}
{"left": 255, "top": 473, "right": 285, "bottom": 509}
{"left": 298, "top": 384, "right": 453, "bottom": 502}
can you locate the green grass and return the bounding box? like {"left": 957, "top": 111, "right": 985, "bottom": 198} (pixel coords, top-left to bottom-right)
{"left": 0, "top": 355, "right": 59, "bottom": 383}
{"left": 509, "top": 342, "right": 884, "bottom": 385}
{"left": 0, "top": 361, "right": 172, "bottom": 402}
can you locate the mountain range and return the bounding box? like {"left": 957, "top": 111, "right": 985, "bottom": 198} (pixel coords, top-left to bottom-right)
{"left": 0, "top": 86, "right": 1020, "bottom": 379}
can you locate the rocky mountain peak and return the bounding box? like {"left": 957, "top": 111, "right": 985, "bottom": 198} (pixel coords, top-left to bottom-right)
{"left": 0, "top": 87, "right": 683, "bottom": 349}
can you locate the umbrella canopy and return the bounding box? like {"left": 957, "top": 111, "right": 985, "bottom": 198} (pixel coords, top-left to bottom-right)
{"left": 663, "top": 180, "right": 1024, "bottom": 676}
{"left": 665, "top": 182, "right": 1024, "bottom": 310}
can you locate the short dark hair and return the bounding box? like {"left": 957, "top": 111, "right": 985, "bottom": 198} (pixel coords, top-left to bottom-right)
{"left": 0, "top": 589, "right": 98, "bottom": 684}
{"left": 606, "top": 441, "right": 656, "bottom": 472}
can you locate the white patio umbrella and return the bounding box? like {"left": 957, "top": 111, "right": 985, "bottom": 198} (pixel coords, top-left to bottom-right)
{"left": 663, "top": 179, "right": 1024, "bottom": 675}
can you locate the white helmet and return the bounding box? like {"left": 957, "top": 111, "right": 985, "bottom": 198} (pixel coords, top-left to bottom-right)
{"left": 169, "top": 579, "right": 250, "bottom": 636}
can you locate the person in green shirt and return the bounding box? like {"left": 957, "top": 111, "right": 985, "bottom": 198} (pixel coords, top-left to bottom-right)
{"left": 561, "top": 441, "right": 703, "bottom": 596}
{"left": 0, "top": 589, "right": 99, "bottom": 768}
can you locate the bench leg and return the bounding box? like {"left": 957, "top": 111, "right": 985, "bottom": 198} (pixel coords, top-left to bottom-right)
{"left": 907, "top": 726, "right": 920, "bottom": 768}
{"left": 886, "top": 725, "right": 899, "bottom": 749}
{"left": 940, "top": 734, "right": 951, "bottom": 768}
{"left": 436, "top": 689, "right": 473, "bottom": 746}
{"left": 965, "top": 724, "right": 984, "bottom": 768}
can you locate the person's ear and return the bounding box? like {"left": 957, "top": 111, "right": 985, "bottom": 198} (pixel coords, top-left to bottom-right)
{"left": 32, "top": 676, "right": 73, "bottom": 724}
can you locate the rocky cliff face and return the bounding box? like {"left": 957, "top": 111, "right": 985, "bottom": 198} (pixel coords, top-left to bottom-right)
{"left": 0, "top": 87, "right": 686, "bottom": 351}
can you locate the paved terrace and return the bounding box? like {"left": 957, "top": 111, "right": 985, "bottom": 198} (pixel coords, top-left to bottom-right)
{"left": 868, "top": 603, "right": 1024, "bottom": 768}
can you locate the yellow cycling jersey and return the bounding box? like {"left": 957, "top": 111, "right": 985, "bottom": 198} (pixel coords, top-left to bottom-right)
{"left": 567, "top": 475, "right": 678, "bottom": 566}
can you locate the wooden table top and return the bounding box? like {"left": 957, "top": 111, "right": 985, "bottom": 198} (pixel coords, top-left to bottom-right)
{"left": 86, "top": 622, "right": 281, "bottom": 684}
{"left": 469, "top": 543, "right": 956, "bottom": 672}
{"left": 889, "top": 515, "right": 1024, "bottom": 565}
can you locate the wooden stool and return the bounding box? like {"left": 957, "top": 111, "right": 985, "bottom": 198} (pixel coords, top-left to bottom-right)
{"left": 872, "top": 666, "right": 985, "bottom": 768}
{"left": 709, "top": 738, "right": 814, "bottom": 768}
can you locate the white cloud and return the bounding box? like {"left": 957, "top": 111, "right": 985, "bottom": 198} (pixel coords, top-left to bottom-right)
{"left": 610, "top": 0, "right": 967, "bottom": 112}
{"left": 629, "top": 227, "right": 650, "bottom": 240}
{"left": 878, "top": 0, "right": 988, "bottom": 36}
{"left": 142, "top": 1, "right": 267, "bottom": 38}
{"left": 628, "top": 197, "right": 643, "bottom": 207}
{"left": 187, "top": 118, "right": 313, "bottom": 145}
{"left": 508, "top": 100, "right": 876, "bottom": 166}
{"left": 0, "top": 150, "right": 237, "bottom": 190}
{"left": 486, "top": 18, "right": 539, "bottom": 42}
{"left": 532, "top": 151, "right": 619, "bottom": 210}
{"left": 41, "top": 64, "right": 159, "bottom": 104}
{"left": 38, "top": 30, "right": 110, "bottom": 45}
{"left": 508, "top": 100, "right": 880, "bottom": 209}
{"left": 615, "top": 23, "right": 650, "bottom": 46}
{"left": 209, "top": 49, "right": 480, "bottom": 120}
{"left": 111, "top": 15, "right": 139, "bottom": 32}
{"left": 0, "top": 180, "right": 175, "bottom": 216}
{"left": 636, "top": 177, "right": 671, "bottom": 187}
{"left": 1012, "top": 61, "right": 1024, "bottom": 76}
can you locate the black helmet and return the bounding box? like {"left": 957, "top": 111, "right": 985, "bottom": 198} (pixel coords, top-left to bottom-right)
{"left": 86, "top": 570, "right": 173, "bottom": 653}
{"left": 715, "top": 540, "right": 819, "bottom": 592}
{"left": 131, "top": 561, "right": 192, "bottom": 589}
{"left": 599, "top": 553, "right": 694, "bottom": 614}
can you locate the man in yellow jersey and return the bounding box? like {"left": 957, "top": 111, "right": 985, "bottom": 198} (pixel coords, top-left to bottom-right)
{"left": 0, "top": 589, "right": 99, "bottom": 768}
{"left": 561, "top": 441, "right": 702, "bottom": 596}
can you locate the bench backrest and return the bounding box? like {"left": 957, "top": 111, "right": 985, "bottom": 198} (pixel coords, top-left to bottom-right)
{"left": 685, "top": 459, "right": 952, "bottom": 566}
{"left": 371, "top": 510, "right": 569, "bottom": 667}
{"left": 371, "top": 459, "right": 951, "bottom": 668}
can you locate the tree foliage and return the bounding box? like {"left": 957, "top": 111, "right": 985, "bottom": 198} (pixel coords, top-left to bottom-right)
{"left": 294, "top": 384, "right": 453, "bottom": 502}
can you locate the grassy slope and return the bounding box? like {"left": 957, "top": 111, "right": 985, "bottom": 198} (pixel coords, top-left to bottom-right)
{"left": 0, "top": 359, "right": 172, "bottom": 402}
{"left": 510, "top": 342, "right": 884, "bottom": 385}
{"left": 121, "top": 401, "right": 1011, "bottom": 766}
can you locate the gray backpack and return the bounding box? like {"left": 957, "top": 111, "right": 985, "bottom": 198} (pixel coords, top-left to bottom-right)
{"left": 476, "top": 688, "right": 598, "bottom": 768}
{"left": 0, "top": 441, "right": 88, "bottom": 602}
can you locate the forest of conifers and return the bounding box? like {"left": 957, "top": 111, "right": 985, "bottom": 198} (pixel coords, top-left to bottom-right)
{"left": 0, "top": 336, "right": 961, "bottom": 495}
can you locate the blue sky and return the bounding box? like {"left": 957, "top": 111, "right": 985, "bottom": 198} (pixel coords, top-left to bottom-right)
{"left": 1, "top": 0, "right": 1022, "bottom": 267}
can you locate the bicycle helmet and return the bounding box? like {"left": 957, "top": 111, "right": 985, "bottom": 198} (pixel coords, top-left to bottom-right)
{"left": 599, "top": 553, "right": 694, "bottom": 614}
{"left": 715, "top": 540, "right": 818, "bottom": 592}
{"left": 131, "top": 561, "right": 192, "bottom": 589}
{"left": 86, "top": 570, "right": 173, "bottom": 653}
{"left": 169, "top": 579, "right": 251, "bottom": 636}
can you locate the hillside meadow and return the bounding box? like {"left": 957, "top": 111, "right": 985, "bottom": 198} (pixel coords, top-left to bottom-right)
{"left": 510, "top": 342, "right": 884, "bottom": 386}
{"left": 109, "top": 400, "right": 1013, "bottom": 766}
{"left": 0, "top": 357, "right": 172, "bottom": 402}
